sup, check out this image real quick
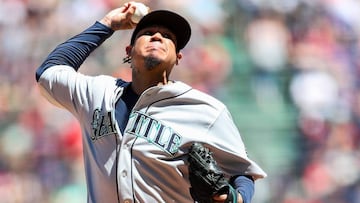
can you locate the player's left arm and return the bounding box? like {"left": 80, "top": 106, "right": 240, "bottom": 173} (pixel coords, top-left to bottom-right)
{"left": 211, "top": 174, "right": 254, "bottom": 203}
{"left": 208, "top": 108, "right": 266, "bottom": 178}
{"left": 207, "top": 108, "right": 266, "bottom": 202}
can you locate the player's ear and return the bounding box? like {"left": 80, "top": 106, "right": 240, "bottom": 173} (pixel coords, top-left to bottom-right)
{"left": 176, "top": 52, "right": 182, "bottom": 65}
{"left": 126, "top": 45, "right": 133, "bottom": 56}
{"left": 123, "top": 45, "right": 133, "bottom": 64}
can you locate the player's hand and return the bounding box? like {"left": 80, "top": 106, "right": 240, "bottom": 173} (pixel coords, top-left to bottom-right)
{"left": 213, "top": 193, "right": 244, "bottom": 203}
{"left": 99, "top": 1, "right": 137, "bottom": 31}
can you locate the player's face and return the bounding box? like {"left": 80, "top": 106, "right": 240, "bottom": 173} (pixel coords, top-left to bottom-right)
{"left": 131, "top": 25, "right": 179, "bottom": 70}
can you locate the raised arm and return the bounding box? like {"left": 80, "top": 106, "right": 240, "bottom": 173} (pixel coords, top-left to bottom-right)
{"left": 36, "top": 2, "right": 138, "bottom": 81}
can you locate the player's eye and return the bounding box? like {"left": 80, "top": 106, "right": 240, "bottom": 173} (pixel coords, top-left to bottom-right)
{"left": 139, "top": 29, "right": 176, "bottom": 45}
{"left": 162, "top": 33, "right": 170, "bottom": 38}
{"left": 143, "top": 31, "right": 154, "bottom": 36}
{"left": 162, "top": 32, "right": 176, "bottom": 42}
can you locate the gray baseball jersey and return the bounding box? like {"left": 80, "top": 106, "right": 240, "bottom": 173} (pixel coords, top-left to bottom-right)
{"left": 37, "top": 65, "right": 266, "bottom": 202}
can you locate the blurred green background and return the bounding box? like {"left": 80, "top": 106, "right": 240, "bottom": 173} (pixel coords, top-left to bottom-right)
{"left": 1, "top": 0, "right": 360, "bottom": 202}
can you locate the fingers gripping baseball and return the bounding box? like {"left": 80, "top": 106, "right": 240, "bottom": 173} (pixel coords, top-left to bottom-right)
{"left": 188, "top": 142, "right": 238, "bottom": 203}
{"left": 100, "top": 2, "right": 138, "bottom": 30}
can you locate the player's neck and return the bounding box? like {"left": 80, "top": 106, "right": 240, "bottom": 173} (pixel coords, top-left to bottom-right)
{"left": 132, "top": 70, "right": 170, "bottom": 95}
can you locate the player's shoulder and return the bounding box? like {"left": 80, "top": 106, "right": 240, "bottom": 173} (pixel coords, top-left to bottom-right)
{"left": 191, "top": 88, "right": 225, "bottom": 109}
{"left": 94, "top": 75, "right": 130, "bottom": 86}
{"left": 83, "top": 75, "right": 127, "bottom": 96}
{"left": 90, "top": 74, "right": 119, "bottom": 86}
{"left": 175, "top": 81, "right": 226, "bottom": 110}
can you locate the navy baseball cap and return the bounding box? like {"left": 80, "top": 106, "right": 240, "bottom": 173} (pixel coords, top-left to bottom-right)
{"left": 130, "top": 10, "right": 191, "bottom": 52}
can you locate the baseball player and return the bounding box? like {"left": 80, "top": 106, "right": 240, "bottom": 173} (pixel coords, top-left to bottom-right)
{"left": 35, "top": 2, "right": 266, "bottom": 203}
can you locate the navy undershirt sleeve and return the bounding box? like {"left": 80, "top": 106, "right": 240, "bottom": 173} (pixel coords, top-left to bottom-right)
{"left": 36, "top": 21, "right": 114, "bottom": 81}
{"left": 233, "top": 175, "right": 255, "bottom": 203}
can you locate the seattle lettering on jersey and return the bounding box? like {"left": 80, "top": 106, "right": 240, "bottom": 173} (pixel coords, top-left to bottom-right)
{"left": 127, "top": 111, "right": 182, "bottom": 156}
{"left": 91, "top": 108, "right": 117, "bottom": 141}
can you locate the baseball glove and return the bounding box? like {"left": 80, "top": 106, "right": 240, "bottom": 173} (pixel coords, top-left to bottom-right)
{"left": 188, "top": 142, "right": 237, "bottom": 203}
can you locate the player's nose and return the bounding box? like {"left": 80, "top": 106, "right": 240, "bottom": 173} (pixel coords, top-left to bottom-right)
{"left": 150, "top": 32, "right": 164, "bottom": 42}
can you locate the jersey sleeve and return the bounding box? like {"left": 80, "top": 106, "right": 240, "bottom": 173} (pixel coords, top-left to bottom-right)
{"left": 37, "top": 66, "right": 116, "bottom": 117}
{"left": 35, "top": 21, "right": 114, "bottom": 81}
{"left": 35, "top": 21, "right": 115, "bottom": 116}
{"left": 207, "top": 108, "right": 267, "bottom": 180}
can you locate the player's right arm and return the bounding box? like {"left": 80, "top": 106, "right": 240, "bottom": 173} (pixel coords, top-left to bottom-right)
{"left": 36, "top": 2, "right": 137, "bottom": 81}
{"left": 35, "top": 2, "right": 137, "bottom": 110}
{"left": 35, "top": 22, "right": 114, "bottom": 82}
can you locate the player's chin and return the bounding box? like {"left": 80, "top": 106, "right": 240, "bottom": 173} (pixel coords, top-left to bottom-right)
{"left": 143, "top": 55, "right": 163, "bottom": 70}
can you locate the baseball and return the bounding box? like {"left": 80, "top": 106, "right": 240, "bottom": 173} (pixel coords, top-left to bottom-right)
{"left": 131, "top": 2, "right": 149, "bottom": 23}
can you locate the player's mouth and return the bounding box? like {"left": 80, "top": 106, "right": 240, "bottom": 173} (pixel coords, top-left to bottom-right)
{"left": 145, "top": 43, "right": 167, "bottom": 53}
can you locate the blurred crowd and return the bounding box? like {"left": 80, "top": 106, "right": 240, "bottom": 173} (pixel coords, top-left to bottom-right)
{"left": 1, "top": 0, "right": 360, "bottom": 202}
